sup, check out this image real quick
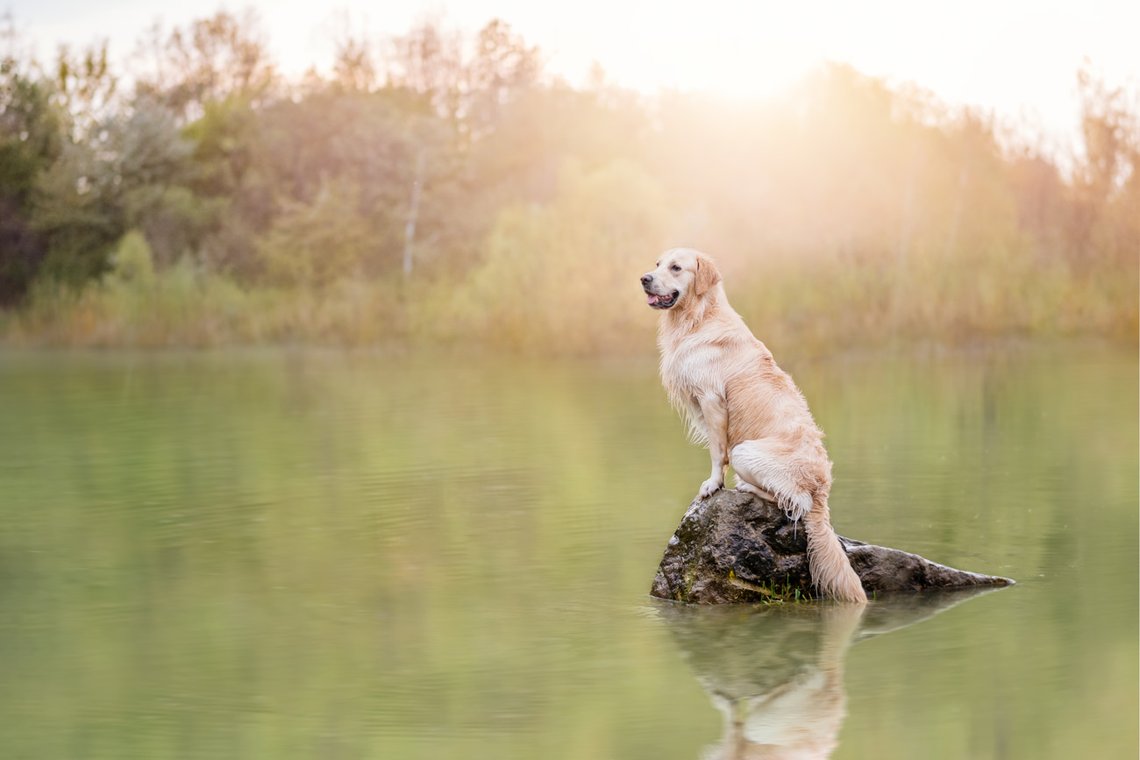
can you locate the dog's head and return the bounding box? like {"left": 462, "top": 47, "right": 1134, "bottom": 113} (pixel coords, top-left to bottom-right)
{"left": 640, "top": 248, "right": 721, "bottom": 310}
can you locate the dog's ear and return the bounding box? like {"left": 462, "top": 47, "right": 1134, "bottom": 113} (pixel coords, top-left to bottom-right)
{"left": 694, "top": 254, "right": 722, "bottom": 297}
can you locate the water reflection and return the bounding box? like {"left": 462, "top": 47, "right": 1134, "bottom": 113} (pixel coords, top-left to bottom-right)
{"left": 656, "top": 590, "right": 1003, "bottom": 759}
{"left": 0, "top": 346, "right": 1133, "bottom": 758}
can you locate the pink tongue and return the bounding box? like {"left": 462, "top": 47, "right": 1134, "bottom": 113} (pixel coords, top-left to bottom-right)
{"left": 647, "top": 294, "right": 661, "bottom": 305}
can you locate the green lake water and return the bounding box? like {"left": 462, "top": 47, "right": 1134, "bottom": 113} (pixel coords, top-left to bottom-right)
{"left": 0, "top": 343, "right": 1136, "bottom": 759}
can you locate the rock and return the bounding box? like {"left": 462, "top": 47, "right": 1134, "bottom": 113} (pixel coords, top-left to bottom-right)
{"left": 650, "top": 489, "right": 1014, "bottom": 603}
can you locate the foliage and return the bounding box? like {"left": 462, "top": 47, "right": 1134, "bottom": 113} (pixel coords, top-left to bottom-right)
{"left": 108, "top": 229, "right": 155, "bottom": 286}
{"left": 458, "top": 159, "right": 667, "bottom": 353}
{"left": 0, "top": 55, "right": 60, "bottom": 303}
{"left": 134, "top": 10, "right": 277, "bottom": 120}
{"left": 258, "top": 180, "right": 376, "bottom": 289}
{"left": 0, "top": 15, "right": 1136, "bottom": 351}
{"left": 30, "top": 135, "right": 122, "bottom": 286}
{"left": 49, "top": 40, "right": 117, "bottom": 141}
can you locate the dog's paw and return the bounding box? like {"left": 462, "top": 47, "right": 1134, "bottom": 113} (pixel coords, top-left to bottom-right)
{"left": 698, "top": 478, "right": 723, "bottom": 499}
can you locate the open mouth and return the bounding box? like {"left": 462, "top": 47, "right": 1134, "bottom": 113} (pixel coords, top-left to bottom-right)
{"left": 646, "top": 290, "right": 680, "bottom": 309}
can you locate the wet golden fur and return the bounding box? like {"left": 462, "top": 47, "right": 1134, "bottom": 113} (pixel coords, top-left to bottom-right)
{"left": 643, "top": 248, "right": 867, "bottom": 603}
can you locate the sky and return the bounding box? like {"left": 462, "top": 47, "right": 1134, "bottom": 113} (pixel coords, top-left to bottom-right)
{"left": 6, "top": 0, "right": 1139, "bottom": 153}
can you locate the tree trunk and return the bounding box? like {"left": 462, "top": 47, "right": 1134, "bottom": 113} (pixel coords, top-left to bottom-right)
{"left": 402, "top": 148, "right": 426, "bottom": 278}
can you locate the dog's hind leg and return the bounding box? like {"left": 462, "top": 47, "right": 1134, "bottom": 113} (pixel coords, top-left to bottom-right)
{"left": 729, "top": 439, "right": 812, "bottom": 521}
{"left": 735, "top": 479, "right": 778, "bottom": 502}
{"left": 732, "top": 439, "right": 866, "bottom": 603}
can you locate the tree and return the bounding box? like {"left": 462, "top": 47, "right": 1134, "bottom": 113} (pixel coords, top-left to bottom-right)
{"left": 331, "top": 28, "right": 377, "bottom": 93}
{"left": 0, "top": 54, "right": 60, "bottom": 302}
{"left": 1076, "top": 67, "right": 1138, "bottom": 204}
{"left": 245, "top": 88, "right": 461, "bottom": 279}
{"left": 50, "top": 41, "right": 117, "bottom": 141}
{"left": 257, "top": 179, "right": 375, "bottom": 289}
{"left": 1071, "top": 67, "right": 1140, "bottom": 269}
{"left": 134, "top": 10, "right": 276, "bottom": 121}
{"left": 384, "top": 18, "right": 539, "bottom": 139}
{"left": 109, "top": 98, "right": 200, "bottom": 266}
{"left": 30, "top": 135, "right": 122, "bottom": 286}
{"left": 385, "top": 19, "right": 464, "bottom": 122}
{"left": 464, "top": 159, "right": 668, "bottom": 352}
{"left": 465, "top": 19, "right": 540, "bottom": 138}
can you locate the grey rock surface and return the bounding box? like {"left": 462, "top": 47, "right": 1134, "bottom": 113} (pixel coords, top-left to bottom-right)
{"left": 651, "top": 489, "right": 1014, "bottom": 603}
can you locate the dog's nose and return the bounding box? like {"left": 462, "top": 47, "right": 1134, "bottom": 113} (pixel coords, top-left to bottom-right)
{"left": 640, "top": 274, "right": 653, "bottom": 286}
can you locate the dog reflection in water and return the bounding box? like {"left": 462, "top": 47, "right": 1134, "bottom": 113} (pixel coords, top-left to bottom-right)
{"left": 702, "top": 605, "right": 862, "bottom": 760}
{"left": 657, "top": 603, "right": 864, "bottom": 759}
{"left": 657, "top": 590, "right": 994, "bottom": 760}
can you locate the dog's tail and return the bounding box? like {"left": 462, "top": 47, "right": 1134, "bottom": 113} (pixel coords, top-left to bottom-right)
{"left": 805, "top": 491, "right": 867, "bottom": 603}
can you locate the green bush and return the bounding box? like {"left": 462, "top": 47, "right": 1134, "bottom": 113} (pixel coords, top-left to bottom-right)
{"left": 257, "top": 181, "right": 376, "bottom": 290}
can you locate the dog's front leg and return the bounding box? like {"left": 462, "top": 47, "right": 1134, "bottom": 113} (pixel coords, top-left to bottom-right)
{"left": 696, "top": 392, "right": 729, "bottom": 498}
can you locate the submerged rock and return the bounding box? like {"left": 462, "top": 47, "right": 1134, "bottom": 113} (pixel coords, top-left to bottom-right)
{"left": 651, "top": 489, "right": 1014, "bottom": 603}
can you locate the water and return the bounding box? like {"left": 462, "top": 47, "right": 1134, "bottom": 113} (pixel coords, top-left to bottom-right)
{"left": 0, "top": 344, "right": 1135, "bottom": 759}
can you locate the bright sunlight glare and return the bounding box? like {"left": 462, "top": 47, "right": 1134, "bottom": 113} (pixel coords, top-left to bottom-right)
{"left": 10, "top": 0, "right": 1140, "bottom": 150}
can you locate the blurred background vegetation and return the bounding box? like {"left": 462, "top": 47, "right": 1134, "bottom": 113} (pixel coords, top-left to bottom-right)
{"left": 0, "top": 11, "right": 1136, "bottom": 353}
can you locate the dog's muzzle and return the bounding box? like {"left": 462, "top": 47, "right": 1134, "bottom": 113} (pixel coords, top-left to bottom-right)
{"left": 641, "top": 274, "right": 679, "bottom": 309}
{"left": 645, "top": 289, "right": 679, "bottom": 309}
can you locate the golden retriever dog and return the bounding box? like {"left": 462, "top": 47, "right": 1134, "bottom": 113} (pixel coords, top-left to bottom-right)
{"left": 641, "top": 248, "right": 867, "bottom": 603}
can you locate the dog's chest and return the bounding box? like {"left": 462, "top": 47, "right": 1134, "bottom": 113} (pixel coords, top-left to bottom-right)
{"left": 659, "top": 336, "right": 728, "bottom": 399}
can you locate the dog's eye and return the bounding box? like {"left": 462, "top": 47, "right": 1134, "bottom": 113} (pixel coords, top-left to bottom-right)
{"left": 670, "top": 264, "right": 682, "bottom": 273}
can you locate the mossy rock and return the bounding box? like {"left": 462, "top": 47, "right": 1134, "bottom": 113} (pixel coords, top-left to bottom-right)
{"left": 651, "top": 489, "right": 1014, "bottom": 604}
